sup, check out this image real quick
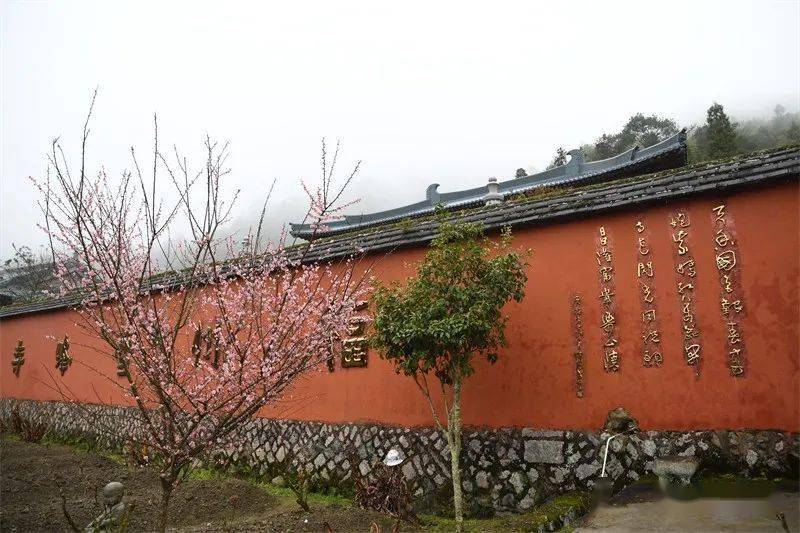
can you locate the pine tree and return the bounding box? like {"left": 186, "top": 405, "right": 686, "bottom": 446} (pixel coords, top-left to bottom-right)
{"left": 704, "top": 103, "right": 739, "bottom": 160}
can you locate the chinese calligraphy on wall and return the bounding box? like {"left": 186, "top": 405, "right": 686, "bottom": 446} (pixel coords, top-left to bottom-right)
{"left": 570, "top": 293, "right": 585, "bottom": 397}
{"left": 669, "top": 211, "right": 702, "bottom": 375}
{"left": 342, "top": 300, "right": 369, "bottom": 368}
{"left": 712, "top": 204, "right": 747, "bottom": 377}
{"left": 574, "top": 202, "right": 753, "bottom": 387}
{"left": 596, "top": 226, "right": 620, "bottom": 372}
{"left": 635, "top": 220, "right": 662, "bottom": 367}
{"left": 11, "top": 339, "right": 24, "bottom": 377}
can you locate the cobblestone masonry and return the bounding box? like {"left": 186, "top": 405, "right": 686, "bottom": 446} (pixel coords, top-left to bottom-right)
{"left": 1, "top": 399, "right": 797, "bottom": 514}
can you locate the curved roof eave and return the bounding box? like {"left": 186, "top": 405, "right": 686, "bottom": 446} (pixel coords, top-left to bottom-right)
{"left": 290, "top": 129, "right": 687, "bottom": 238}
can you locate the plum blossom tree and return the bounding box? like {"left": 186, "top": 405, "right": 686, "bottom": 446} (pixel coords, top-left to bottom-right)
{"left": 34, "top": 92, "right": 371, "bottom": 531}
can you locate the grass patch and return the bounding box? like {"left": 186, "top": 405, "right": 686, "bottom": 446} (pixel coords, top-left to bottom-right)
{"left": 419, "top": 492, "right": 588, "bottom": 532}
{"left": 185, "top": 465, "right": 350, "bottom": 506}
{"left": 188, "top": 467, "right": 221, "bottom": 481}
{"left": 2, "top": 430, "right": 129, "bottom": 465}
{"left": 249, "top": 479, "right": 352, "bottom": 506}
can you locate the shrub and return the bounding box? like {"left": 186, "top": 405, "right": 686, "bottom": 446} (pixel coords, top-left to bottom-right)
{"left": 9, "top": 406, "right": 48, "bottom": 443}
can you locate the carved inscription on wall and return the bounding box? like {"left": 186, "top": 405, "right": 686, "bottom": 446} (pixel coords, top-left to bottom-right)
{"left": 635, "top": 220, "right": 662, "bottom": 367}
{"left": 570, "top": 293, "right": 585, "bottom": 397}
{"left": 669, "top": 211, "right": 702, "bottom": 375}
{"left": 11, "top": 339, "right": 24, "bottom": 377}
{"left": 712, "top": 204, "right": 747, "bottom": 377}
{"left": 596, "top": 226, "right": 620, "bottom": 372}
{"left": 341, "top": 300, "right": 369, "bottom": 368}
{"left": 55, "top": 334, "right": 73, "bottom": 376}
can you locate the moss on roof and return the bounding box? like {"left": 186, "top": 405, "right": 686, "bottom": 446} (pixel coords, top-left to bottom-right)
{"left": 311, "top": 143, "right": 800, "bottom": 244}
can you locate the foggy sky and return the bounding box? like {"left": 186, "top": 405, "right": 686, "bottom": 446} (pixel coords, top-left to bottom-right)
{"left": 2, "top": 0, "right": 799, "bottom": 259}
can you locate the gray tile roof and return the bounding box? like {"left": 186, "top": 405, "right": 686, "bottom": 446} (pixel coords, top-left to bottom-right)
{"left": 290, "top": 130, "right": 688, "bottom": 238}
{"left": 1, "top": 145, "right": 797, "bottom": 320}
{"left": 295, "top": 145, "right": 799, "bottom": 263}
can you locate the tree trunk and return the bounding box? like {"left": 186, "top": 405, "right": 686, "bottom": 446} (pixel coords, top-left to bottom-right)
{"left": 449, "top": 375, "right": 464, "bottom": 533}
{"left": 158, "top": 475, "right": 174, "bottom": 533}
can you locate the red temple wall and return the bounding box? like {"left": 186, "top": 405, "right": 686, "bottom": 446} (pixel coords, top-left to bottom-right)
{"left": 1, "top": 181, "right": 798, "bottom": 431}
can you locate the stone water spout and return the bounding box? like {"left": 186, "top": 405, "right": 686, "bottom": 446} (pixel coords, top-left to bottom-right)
{"left": 600, "top": 427, "right": 636, "bottom": 478}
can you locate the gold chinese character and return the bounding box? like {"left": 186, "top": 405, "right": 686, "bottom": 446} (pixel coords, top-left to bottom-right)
{"left": 729, "top": 346, "right": 744, "bottom": 377}
{"left": 727, "top": 322, "right": 742, "bottom": 344}
{"left": 716, "top": 250, "right": 736, "bottom": 271}
{"left": 342, "top": 336, "right": 368, "bottom": 367}
{"left": 604, "top": 337, "right": 619, "bottom": 348}
{"left": 599, "top": 266, "right": 613, "bottom": 282}
{"left": 683, "top": 325, "right": 700, "bottom": 341}
{"left": 643, "top": 350, "right": 663, "bottom": 367}
{"left": 723, "top": 274, "right": 734, "bottom": 293}
{"left": 677, "top": 281, "right": 694, "bottom": 294}
{"left": 601, "top": 312, "right": 616, "bottom": 333}
{"left": 721, "top": 298, "right": 743, "bottom": 316}
{"left": 642, "top": 309, "right": 656, "bottom": 323}
{"left": 596, "top": 249, "right": 612, "bottom": 264}
{"left": 638, "top": 237, "right": 650, "bottom": 256}
{"left": 348, "top": 317, "right": 368, "bottom": 336}
{"left": 685, "top": 343, "right": 701, "bottom": 364}
{"left": 712, "top": 205, "right": 725, "bottom": 222}
{"left": 715, "top": 230, "right": 732, "bottom": 248}
{"left": 677, "top": 259, "right": 696, "bottom": 278}
{"left": 599, "top": 226, "right": 606, "bottom": 237}
{"left": 604, "top": 348, "right": 620, "bottom": 372}
{"left": 670, "top": 212, "right": 690, "bottom": 228}
{"left": 640, "top": 282, "right": 654, "bottom": 304}
{"left": 637, "top": 261, "right": 654, "bottom": 278}
{"left": 643, "top": 330, "right": 661, "bottom": 345}
{"left": 599, "top": 287, "right": 614, "bottom": 304}
{"left": 635, "top": 221, "right": 644, "bottom": 233}
{"left": 672, "top": 230, "right": 689, "bottom": 255}
{"left": 652, "top": 351, "right": 663, "bottom": 366}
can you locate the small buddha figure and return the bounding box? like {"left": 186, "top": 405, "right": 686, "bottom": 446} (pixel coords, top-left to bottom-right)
{"left": 85, "top": 481, "right": 126, "bottom": 532}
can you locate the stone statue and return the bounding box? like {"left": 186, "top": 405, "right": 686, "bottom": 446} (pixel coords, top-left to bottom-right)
{"left": 85, "top": 482, "right": 126, "bottom": 532}
{"left": 604, "top": 406, "right": 638, "bottom": 432}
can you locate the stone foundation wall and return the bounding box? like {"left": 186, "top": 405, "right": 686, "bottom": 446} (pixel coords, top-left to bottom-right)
{"left": 1, "top": 399, "right": 797, "bottom": 514}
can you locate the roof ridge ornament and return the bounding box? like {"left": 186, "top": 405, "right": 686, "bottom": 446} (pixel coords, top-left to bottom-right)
{"left": 565, "top": 149, "right": 585, "bottom": 177}
{"left": 426, "top": 183, "right": 441, "bottom": 205}
{"left": 485, "top": 177, "right": 503, "bottom": 206}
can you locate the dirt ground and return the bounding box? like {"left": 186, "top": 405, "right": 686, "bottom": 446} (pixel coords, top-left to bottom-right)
{"left": 0, "top": 437, "right": 596, "bottom": 532}
{"left": 0, "top": 439, "right": 403, "bottom": 532}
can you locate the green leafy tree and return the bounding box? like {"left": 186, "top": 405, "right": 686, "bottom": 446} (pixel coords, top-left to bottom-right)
{"left": 547, "top": 146, "right": 567, "bottom": 169}
{"left": 698, "top": 102, "right": 739, "bottom": 160}
{"left": 587, "top": 114, "right": 678, "bottom": 162}
{"left": 370, "top": 220, "right": 528, "bottom": 532}
{"left": 614, "top": 113, "right": 678, "bottom": 152}
{"left": 592, "top": 133, "right": 617, "bottom": 160}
